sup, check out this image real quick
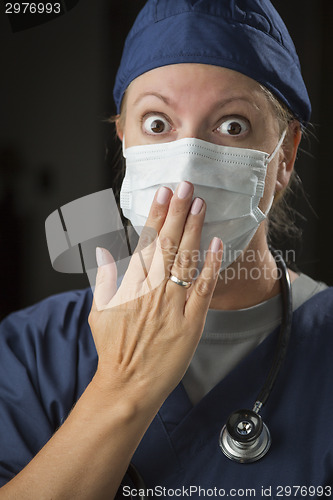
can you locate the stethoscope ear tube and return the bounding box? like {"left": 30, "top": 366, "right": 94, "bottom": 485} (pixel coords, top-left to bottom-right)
{"left": 255, "top": 248, "right": 292, "bottom": 407}
{"left": 219, "top": 248, "right": 292, "bottom": 463}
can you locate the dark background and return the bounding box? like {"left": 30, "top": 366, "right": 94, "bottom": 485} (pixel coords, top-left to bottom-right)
{"left": 0, "top": 0, "right": 332, "bottom": 319}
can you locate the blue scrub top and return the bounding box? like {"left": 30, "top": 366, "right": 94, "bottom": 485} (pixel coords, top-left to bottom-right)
{"left": 0, "top": 287, "right": 333, "bottom": 498}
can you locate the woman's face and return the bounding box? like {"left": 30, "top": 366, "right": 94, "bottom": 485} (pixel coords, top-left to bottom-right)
{"left": 118, "top": 63, "right": 292, "bottom": 214}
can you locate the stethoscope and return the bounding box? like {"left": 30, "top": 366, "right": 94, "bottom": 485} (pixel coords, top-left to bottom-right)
{"left": 116, "top": 248, "right": 292, "bottom": 498}
{"left": 219, "top": 248, "right": 292, "bottom": 463}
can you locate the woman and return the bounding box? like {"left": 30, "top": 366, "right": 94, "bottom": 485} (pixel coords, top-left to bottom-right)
{"left": 0, "top": 0, "right": 332, "bottom": 498}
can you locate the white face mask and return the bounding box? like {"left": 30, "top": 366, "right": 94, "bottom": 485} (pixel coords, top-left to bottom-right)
{"left": 120, "top": 132, "right": 286, "bottom": 270}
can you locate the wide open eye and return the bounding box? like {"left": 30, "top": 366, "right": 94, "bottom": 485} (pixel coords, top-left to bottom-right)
{"left": 142, "top": 114, "right": 172, "bottom": 135}
{"left": 216, "top": 117, "right": 249, "bottom": 136}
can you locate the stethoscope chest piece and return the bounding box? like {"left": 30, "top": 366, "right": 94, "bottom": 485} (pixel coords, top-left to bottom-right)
{"left": 219, "top": 409, "right": 271, "bottom": 463}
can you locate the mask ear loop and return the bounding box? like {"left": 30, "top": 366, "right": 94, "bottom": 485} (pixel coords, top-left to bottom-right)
{"left": 265, "top": 129, "right": 287, "bottom": 165}
{"left": 122, "top": 135, "right": 127, "bottom": 158}
{"left": 264, "top": 194, "right": 274, "bottom": 216}
{"left": 262, "top": 129, "right": 287, "bottom": 215}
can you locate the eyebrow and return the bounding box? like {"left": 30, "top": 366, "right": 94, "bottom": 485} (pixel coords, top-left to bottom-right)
{"left": 133, "top": 91, "right": 172, "bottom": 106}
{"left": 216, "top": 96, "right": 261, "bottom": 112}
{"left": 133, "top": 91, "right": 260, "bottom": 111}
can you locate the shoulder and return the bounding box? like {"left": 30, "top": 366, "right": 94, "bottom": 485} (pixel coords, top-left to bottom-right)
{"left": 296, "top": 284, "right": 333, "bottom": 314}
{"left": 0, "top": 289, "right": 95, "bottom": 484}
{"left": 0, "top": 288, "right": 95, "bottom": 393}
{"left": 292, "top": 285, "right": 333, "bottom": 341}
{"left": 0, "top": 288, "right": 93, "bottom": 342}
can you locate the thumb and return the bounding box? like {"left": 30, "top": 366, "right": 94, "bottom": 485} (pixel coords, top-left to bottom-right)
{"left": 93, "top": 247, "right": 117, "bottom": 310}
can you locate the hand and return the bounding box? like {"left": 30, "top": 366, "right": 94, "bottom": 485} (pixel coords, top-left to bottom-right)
{"left": 88, "top": 181, "right": 223, "bottom": 409}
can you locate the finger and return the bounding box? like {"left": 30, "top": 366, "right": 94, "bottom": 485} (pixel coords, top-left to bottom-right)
{"left": 184, "top": 237, "right": 223, "bottom": 321}
{"left": 168, "top": 197, "right": 206, "bottom": 292}
{"left": 121, "top": 186, "right": 173, "bottom": 287}
{"left": 93, "top": 247, "right": 118, "bottom": 311}
{"left": 148, "top": 181, "right": 195, "bottom": 283}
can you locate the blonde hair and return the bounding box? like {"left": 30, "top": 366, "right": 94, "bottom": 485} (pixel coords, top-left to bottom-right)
{"left": 257, "top": 85, "right": 304, "bottom": 250}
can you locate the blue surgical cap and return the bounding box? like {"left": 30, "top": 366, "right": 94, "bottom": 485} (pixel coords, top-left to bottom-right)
{"left": 113, "top": 0, "right": 311, "bottom": 124}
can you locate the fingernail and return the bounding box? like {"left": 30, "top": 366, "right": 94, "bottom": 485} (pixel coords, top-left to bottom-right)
{"left": 156, "top": 186, "right": 170, "bottom": 205}
{"left": 177, "top": 181, "right": 192, "bottom": 199}
{"left": 210, "top": 237, "right": 222, "bottom": 254}
{"left": 190, "top": 197, "right": 204, "bottom": 215}
{"left": 96, "top": 247, "right": 113, "bottom": 267}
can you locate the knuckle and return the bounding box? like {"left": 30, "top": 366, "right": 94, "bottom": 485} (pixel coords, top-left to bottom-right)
{"left": 169, "top": 199, "right": 187, "bottom": 216}
{"left": 150, "top": 203, "right": 166, "bottom": 220}
{"left": 195, "top": 278, "right": 211, "bottom": 298}
{"left": 175, "top": 250, "right": 191, "bottom": 270}
{"left": 185, "top": 220, "right": 202, "bottom": 235}
{"left": 157, "top": 234, "right": 176, "bottom": 253}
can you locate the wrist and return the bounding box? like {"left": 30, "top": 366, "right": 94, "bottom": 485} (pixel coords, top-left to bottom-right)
{"left": 88, "top": 369, "right": 164, "bottom": 426}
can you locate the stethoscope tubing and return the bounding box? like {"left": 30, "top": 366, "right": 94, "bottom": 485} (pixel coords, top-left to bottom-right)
{"left": 255, "top": 248, "right": 292, "bottom": 407}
